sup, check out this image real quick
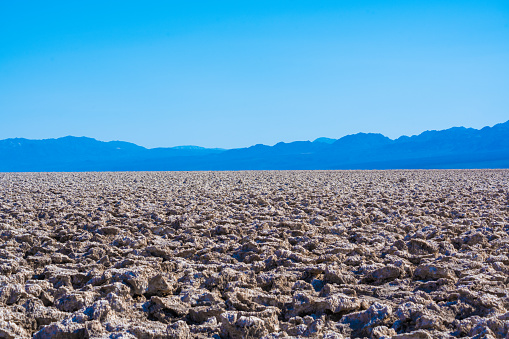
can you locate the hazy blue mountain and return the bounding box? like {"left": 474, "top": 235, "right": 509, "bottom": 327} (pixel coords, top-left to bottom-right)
{"left": 313, "top": 137, "right": 337, "bottom": 144}
{"left": 0, "top": 121, "right": 508, "bottom": 171}
{"left": 0, "top": 137, "right": 224, "bottom": 171}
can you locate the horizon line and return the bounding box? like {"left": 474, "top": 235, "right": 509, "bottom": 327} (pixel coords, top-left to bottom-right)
{"left": 2, "top": 119, "right": 507, "bottom": 150}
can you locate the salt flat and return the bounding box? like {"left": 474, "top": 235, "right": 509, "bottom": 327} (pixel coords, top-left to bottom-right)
{"left": 0, "top": 170, "right": 508, "bottom": 338}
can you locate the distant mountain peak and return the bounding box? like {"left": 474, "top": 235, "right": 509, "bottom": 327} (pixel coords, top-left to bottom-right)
{"left": 313, "top": 137, "right": 337, "bottom": 144}
{"left": 333, "top": 132, "right": 392, "bottom": 147}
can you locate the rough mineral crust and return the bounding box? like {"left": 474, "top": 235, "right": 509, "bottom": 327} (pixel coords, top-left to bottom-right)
{"left": 0, "top": 170, "right": 508, "bottom": 338}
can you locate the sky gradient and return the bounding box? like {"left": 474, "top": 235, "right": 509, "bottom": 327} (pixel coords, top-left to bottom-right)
{"left": 1, "top": 1, "right": 508, "bottom": 149}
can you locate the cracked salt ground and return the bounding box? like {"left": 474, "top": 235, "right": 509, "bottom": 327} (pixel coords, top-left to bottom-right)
{"left": 0, "top": 170, "right": 508, "bottom": 338}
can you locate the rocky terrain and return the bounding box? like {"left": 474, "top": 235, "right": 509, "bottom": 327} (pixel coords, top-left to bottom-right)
{"left": 0, "top": 170, "right": 508, "bottom": 339}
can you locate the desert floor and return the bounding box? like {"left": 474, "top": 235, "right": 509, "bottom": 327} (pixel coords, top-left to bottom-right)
{"left": 0, "top": 170, "right": 508, "bottom": 338}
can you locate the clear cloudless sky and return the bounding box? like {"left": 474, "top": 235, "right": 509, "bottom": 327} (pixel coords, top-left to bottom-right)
{"left": 1, "top": 1, "right": 508, "bottom": 149}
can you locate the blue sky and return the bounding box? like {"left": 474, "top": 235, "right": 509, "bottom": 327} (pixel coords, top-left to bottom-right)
{"left": 1, "top": 1, "right": 508, "bottom": 149}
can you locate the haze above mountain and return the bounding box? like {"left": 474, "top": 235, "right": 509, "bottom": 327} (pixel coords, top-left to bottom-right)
{"left": 1, "top": 121, "right": 508, "bottom": 171}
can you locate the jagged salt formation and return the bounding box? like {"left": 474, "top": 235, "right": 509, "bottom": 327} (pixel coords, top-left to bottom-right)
{"left": 0, "top": 170, "right": 508, "bottom": 338}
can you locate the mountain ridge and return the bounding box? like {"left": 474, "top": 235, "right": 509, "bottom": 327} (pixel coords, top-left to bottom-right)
{"left": 1, "top": 120, "right": 508, "bottom": 171}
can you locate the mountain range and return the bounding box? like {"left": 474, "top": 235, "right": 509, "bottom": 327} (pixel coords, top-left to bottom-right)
{"left": 1, "top": 120, "right": 508, "bottom": 171}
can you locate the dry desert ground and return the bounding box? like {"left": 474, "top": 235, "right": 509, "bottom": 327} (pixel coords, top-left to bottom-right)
{"left": 0, "top": 170, "right": 508, "bottom": 338}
